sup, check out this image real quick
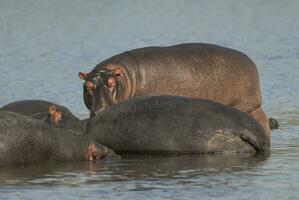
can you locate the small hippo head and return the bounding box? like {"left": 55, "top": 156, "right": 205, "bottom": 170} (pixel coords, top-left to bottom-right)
{"left": 79, "top": 66, "right": 126, "bottom": 117}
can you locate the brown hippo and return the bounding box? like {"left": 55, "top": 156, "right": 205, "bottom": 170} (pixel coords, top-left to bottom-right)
{"left": 79, "top": 43, "right": 270, "bottom": 136}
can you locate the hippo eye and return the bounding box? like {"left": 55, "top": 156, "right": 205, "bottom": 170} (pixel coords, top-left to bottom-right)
{"left": 85, "top": 81, "right": 96, "bottom": 91}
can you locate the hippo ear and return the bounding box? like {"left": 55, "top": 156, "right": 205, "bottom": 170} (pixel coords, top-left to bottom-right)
{"left": 79, "top": 72, "right": 87, "bottom": 80}
{"left": 48, "top": 106, "right": 62, "bottom": 123}
{"left": 55, "top": 111, "right": 62, "bottom": 121}
{"left": 48, "top": 105, "right": 56, "bottom": 115}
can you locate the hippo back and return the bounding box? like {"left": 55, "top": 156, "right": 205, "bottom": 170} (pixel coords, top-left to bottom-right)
{"left": 0, "top": 100, "right": 79, "bottom": 123}
{"left": 84, "top": 96, "right": 269, "bottom": 155}
{"left": 125, "top": 43, "right": 261, "bottom": 109}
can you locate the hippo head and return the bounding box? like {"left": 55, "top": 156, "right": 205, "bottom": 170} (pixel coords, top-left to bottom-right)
{"left": 79, "top": 66, "right": 126, "bottom": 117}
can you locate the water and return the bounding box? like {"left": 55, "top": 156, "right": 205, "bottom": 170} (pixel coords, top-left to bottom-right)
{"left": 0, "top": 0, "right": 299, "bottom": 199}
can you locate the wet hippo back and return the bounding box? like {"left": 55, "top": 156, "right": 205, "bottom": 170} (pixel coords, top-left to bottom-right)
{"left": 0, "top": 111, "right": 116, "bottom": 166}
{"left": 84, "top": 96, "right": 269, "bottom": 155}
{"left": 91, "top": 43, "right": 260, "bottom": 107}
{"left": 128, "top": 43, "right": 260, "bottom": 104}
{"left": 0, "top": 100, "right": 79, "bottom": 123}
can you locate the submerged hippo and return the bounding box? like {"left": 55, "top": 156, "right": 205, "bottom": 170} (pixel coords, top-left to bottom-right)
{"left": 0, "top": 100, "right": 84, "bottom": 134}
{"left": 79, "top": 43, "right": 269, "bottom": 135}
{"left": 0, "top": 100, "right": 79, "bottom": 123}
{"left": 0, "top": 111, "right": 116, "bottom": 166}
{"left": 83, "top": 96, "right": 270, "bottom": 155}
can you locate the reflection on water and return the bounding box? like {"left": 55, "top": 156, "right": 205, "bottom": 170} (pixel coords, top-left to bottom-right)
{"left": 0, "top": 155, "right": 272, "bottom": 199}
{"left": 1, "top": 0, "right": 299, "bottom": 199}
{"left": 0, "top": 155, "right": 268, "bottom": 186}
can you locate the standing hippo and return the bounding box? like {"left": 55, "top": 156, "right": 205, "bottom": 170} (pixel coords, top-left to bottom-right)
{"left": 79, "top": 43, "right": 269, "bottom": 135}
{"left": 0, "top": 111, "right": 116, "bottom": 167}
{"left": 83, "top": 96, "right": 269, "bottom": 155}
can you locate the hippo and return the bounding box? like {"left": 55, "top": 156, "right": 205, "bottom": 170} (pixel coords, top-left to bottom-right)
{"left": 0, "top": 111, "right": 116, "bottom": 167}
{"left": 0, "top": 100, "right": 85, "bottom": 134}
{"left": 79, "top": 43, "right": 270, "bottom": 135}
{"left": 83, "top": 96, "right": 270, "bottom": 155}
{"left": 0, "top": 100, "right": 79, "bottom": 124}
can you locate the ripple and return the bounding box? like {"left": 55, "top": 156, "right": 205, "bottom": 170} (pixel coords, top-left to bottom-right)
{"left": 1, "top": 0, "right": 299, "bottom": 199}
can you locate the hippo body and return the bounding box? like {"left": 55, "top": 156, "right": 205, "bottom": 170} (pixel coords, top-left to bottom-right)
{"left": 84, "top": 96, "right": 269, "bottom": 155}
{"left": 80, "top": 43, "right": 269, "bottom": 135}
{"left": 0, "top": 100, "right": 79, "bottom": 123}
{"left": 0, "top": 100, "right": 83, "bottom": 134}
{"left": 0, "top": 111, "right": 115, "bottom": 166}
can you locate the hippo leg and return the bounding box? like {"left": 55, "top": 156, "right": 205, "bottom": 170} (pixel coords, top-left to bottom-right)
{"left": 232, "top": 102, "right": 270, "bottom": 136}
{"left": 249, "top": 106, "right": 270, "bottom": 136}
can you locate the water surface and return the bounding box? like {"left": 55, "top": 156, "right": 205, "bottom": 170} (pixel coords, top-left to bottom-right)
{"left": 0, "top": 0, "right": 299, "bottom": 199}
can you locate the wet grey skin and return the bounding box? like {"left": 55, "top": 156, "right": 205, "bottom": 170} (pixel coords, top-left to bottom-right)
{"left": 0, "top": 100, "right": 85, "bottom": 134}
{"left": 0, "top": 100, "right": 79, "bottom": 123}
{"left": 83, "top": 96, "right": 270, "bottom": 155}
{"left": 0, "top": 111, "right": 116, "bottom": 167}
